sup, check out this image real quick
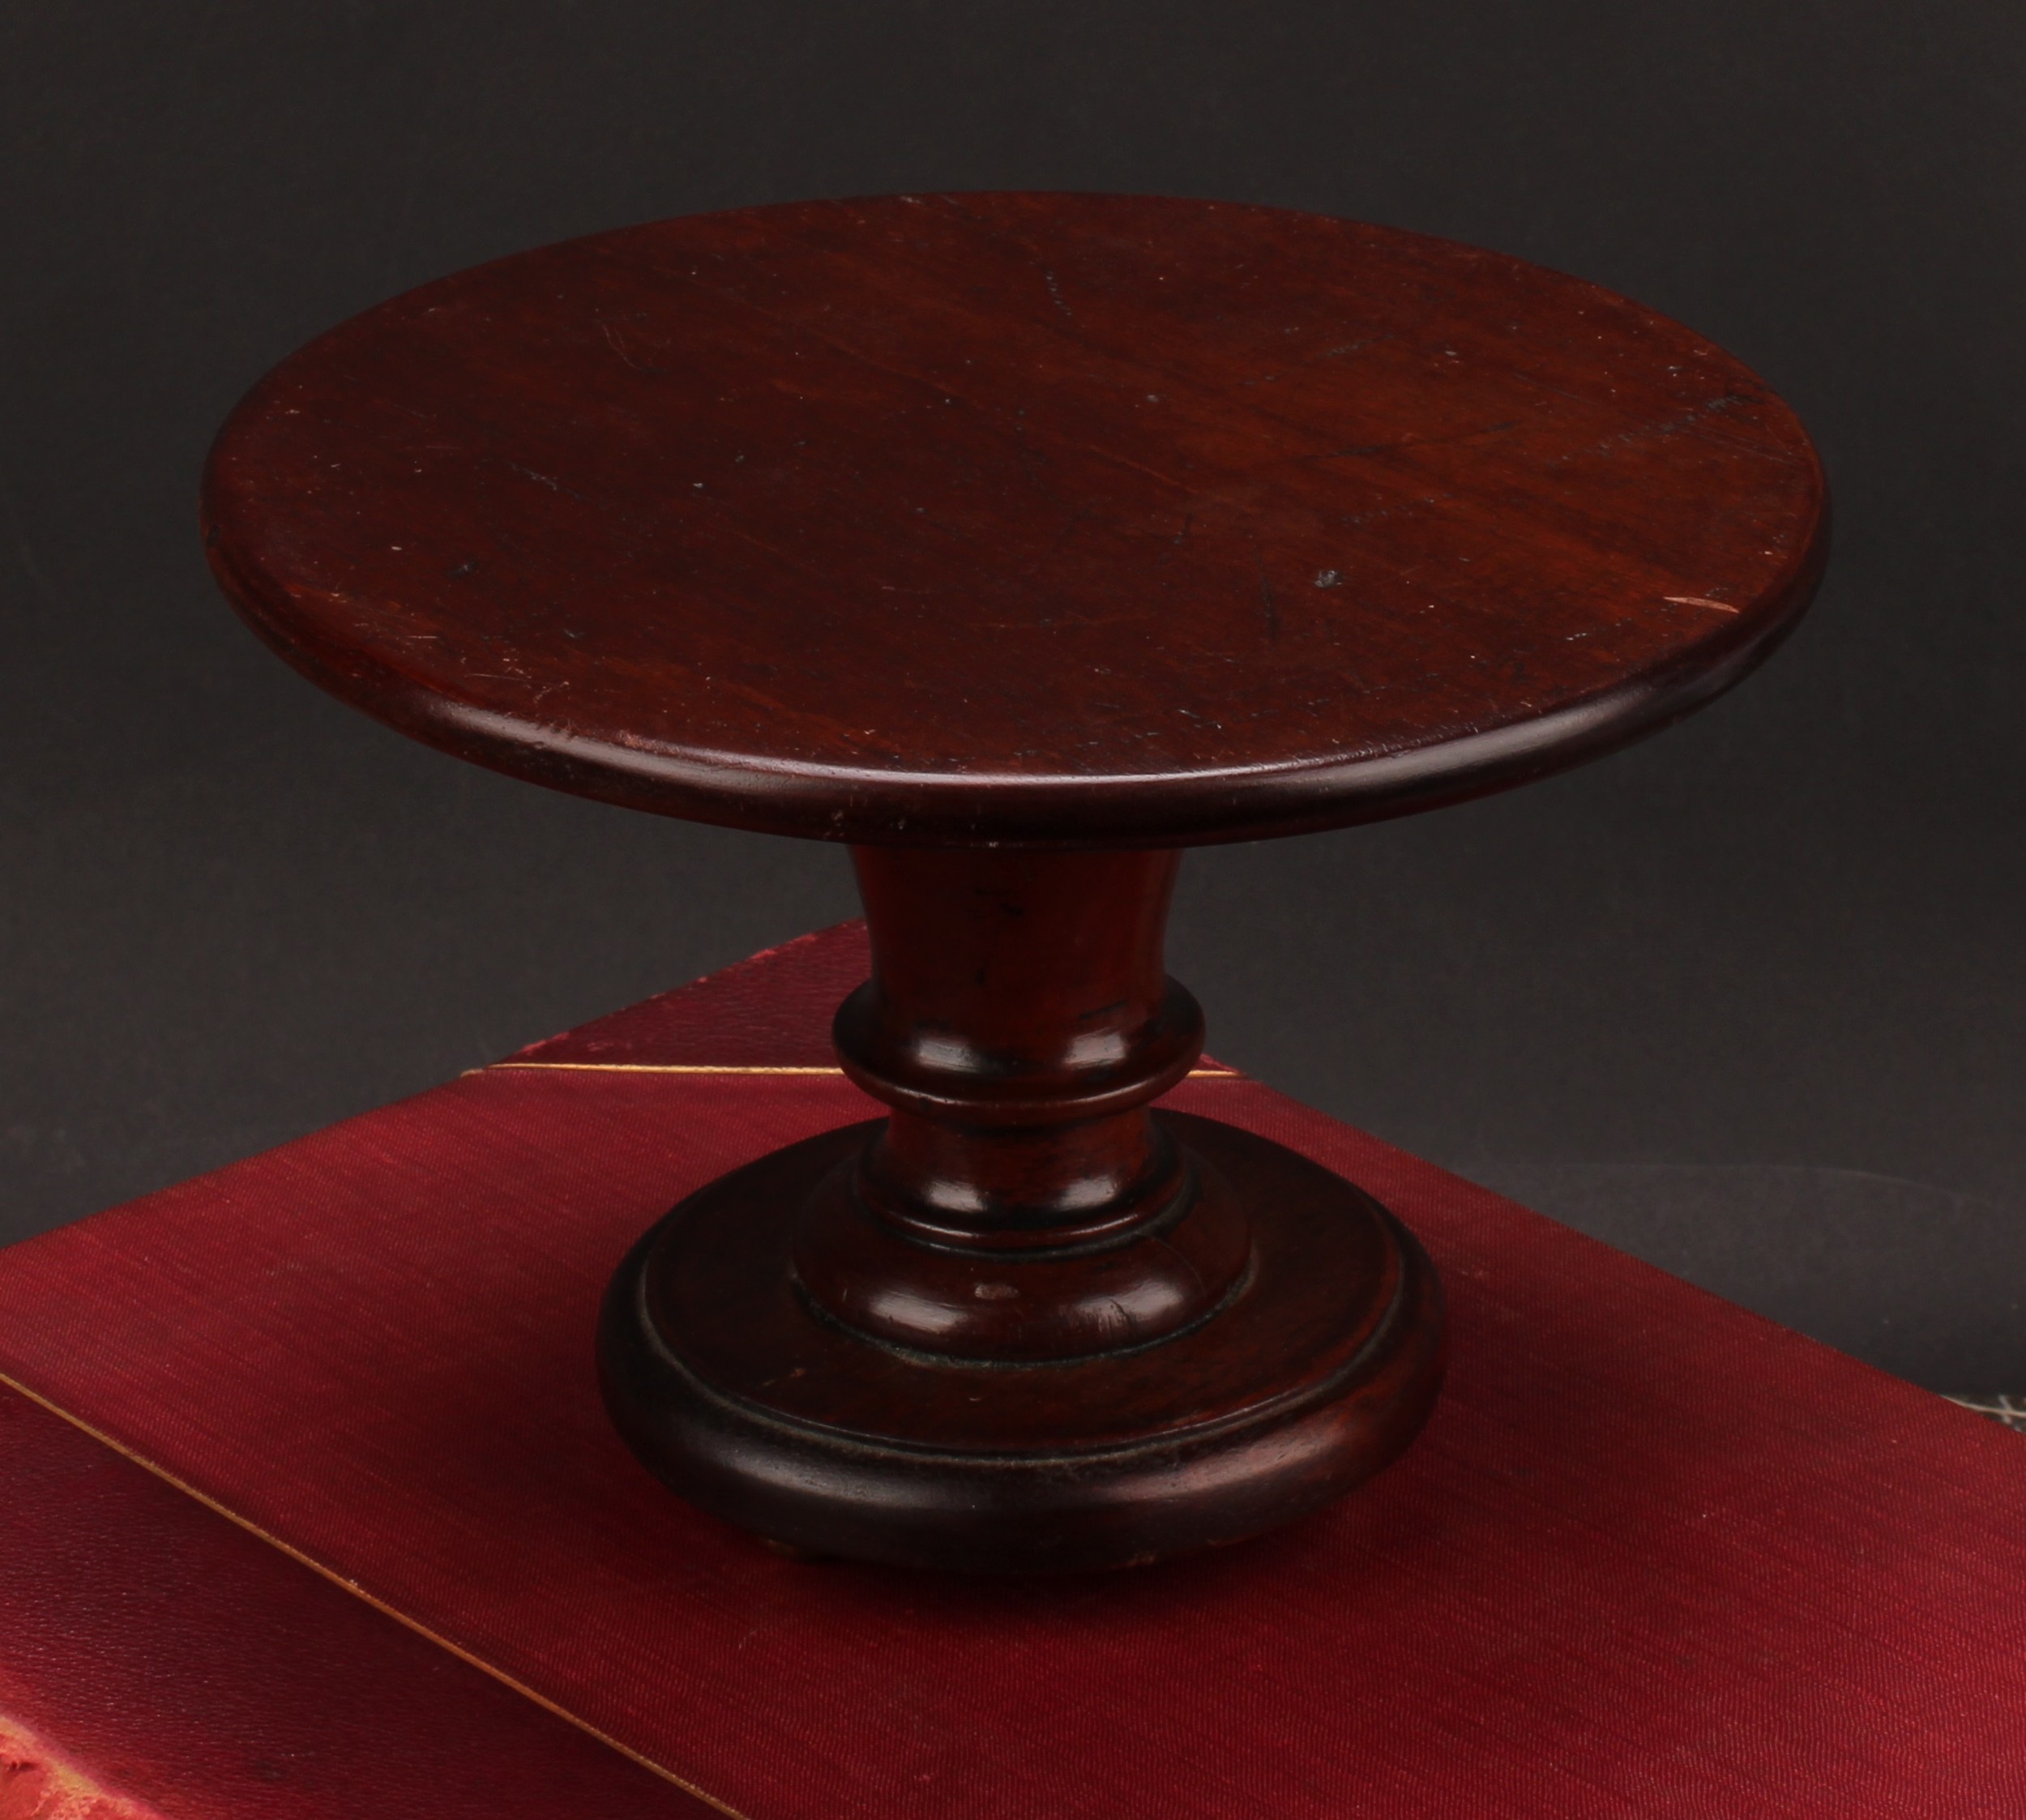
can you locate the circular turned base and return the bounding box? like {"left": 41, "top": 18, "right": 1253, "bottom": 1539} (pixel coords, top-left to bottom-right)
{"left": 598, "top": 1111, "right": 1446, "bottom": 1573}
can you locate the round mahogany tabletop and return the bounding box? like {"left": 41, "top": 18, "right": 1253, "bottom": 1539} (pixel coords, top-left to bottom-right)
{"left": 203, "top": 192, "right": 1827, "bottom": 848}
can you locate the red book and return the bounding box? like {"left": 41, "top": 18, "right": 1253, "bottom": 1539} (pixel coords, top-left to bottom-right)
{"left": 4, "top": 923, "right": 2024, "bottom": 1818}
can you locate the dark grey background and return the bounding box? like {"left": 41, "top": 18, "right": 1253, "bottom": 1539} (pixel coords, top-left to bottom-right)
{"left": 3, "top": 2, "right": 2022, "bottom": 1389}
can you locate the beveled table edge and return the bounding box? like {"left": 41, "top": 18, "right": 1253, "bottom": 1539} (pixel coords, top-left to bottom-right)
{"left": 205, "top": 505, "right": 1826, "bottom": 848}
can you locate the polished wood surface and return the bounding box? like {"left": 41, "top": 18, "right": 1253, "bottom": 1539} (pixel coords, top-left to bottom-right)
{"left": 601, "top": 1110, "right": 1444, "bottom": 1574}
{"left": 205, "top": 193, "right": 1826, "bottom": 1570}
{"left": 203, "top": 192, "right": 1825, "bottom": 848}
{"left": 814, "top": 848, "right": 1237, "bottom": 1361}
{"left": 600, "top": 847, "right": 1445, "bottom": 1570}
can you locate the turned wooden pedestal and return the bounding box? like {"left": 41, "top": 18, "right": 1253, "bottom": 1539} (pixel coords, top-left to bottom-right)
{"left": 599, "top": 848, "right": 1443, "bottom": 1570}
{"left": 201, "top": 192, "right": 1826, "bottom": 1571}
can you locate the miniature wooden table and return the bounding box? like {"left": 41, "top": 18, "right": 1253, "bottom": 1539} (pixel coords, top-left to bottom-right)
{"left": 203, "top": 193, "right": 1826, "bottom": 1572}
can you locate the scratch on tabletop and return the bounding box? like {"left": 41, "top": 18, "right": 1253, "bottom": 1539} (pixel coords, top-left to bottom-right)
{"left": 1256, "top": 549, "right": 1281, "bottom": 639}
{"left": 1664, "top": 595, "right": 1740, "bottom": 613}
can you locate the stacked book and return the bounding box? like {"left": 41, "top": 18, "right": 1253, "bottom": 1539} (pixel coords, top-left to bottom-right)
{"left": 4, "top": 925, "right": 2022, "bottom": 1818}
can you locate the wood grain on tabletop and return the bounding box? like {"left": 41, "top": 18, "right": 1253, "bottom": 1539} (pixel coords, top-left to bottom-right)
{"left": 201, "top": 190, "right": 1827, "bottom": 848}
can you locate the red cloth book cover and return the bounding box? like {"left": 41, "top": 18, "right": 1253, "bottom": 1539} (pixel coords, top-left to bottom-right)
{"left": 3, "top": 922, "right": 2024, "bottom": 1818}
